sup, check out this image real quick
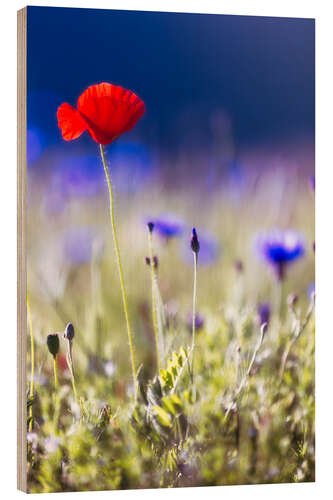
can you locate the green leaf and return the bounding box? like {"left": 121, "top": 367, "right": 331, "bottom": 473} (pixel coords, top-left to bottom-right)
{"left": 162, "top": 396, "right": 176, "bottom": 416}
{"left": 153, "top": 405, "right": 172, "bottom": 428}
{"left": 160, "top": 369, "right": 174, "bottom": 390}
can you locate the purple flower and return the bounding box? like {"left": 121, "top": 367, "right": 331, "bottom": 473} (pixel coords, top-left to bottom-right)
{"left": 256, "top": 229, "right": 305, "bottom": 280}
{"left": 182, "top": 231, "right": 220, "bottom": 266}
{"left": 257, "top": 302, "right": 271, "bottom": 326}
{"left": 187, "top": 313, "right": 204, "bottom": 331}
{"left": 146, "top": 214, "right": 185, "bottom": 240}
{"left": 63, "top": 226, "right": 104, "bottom": 266}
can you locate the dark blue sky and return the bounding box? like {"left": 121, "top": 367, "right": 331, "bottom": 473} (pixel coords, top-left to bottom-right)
{"left": 27, "top": 6, "right": 315, "bottom": 153}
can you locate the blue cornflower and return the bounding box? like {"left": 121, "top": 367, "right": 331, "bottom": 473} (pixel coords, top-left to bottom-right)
{"left": 256, "top": 228, "right": 305, "bottom": 280}
{"left": 146, "top": 214, "right": 185, "bottom": 240}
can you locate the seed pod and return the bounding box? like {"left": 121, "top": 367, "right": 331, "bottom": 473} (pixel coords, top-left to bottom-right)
{"left": 47, "top": 334, "right": 60, "bottom": 359}
{"left": 64, "top": 322, "right": 75, "bottom": 341}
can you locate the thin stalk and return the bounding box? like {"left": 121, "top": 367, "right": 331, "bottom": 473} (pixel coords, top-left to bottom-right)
{"left": 27, "top": 295, "right": 34, "bottom": 432}
{"left": 277, "top": 279, "right": 284, "bottom": 319}
{"left": 52, "top": 357, "right": 60, "bottom": 433}
{"left": 99, "top": 144, "right": 137, "bottom": 393}
{"left": 66, "top": 341, "right": 78, "bottom": 401}
{"left": 279, "top": 295, "right": 315, "bottom": 382}
{"left": 224, "top": 323, "right": 266, "bottom": 422}
{"left": 53, "top": 356, "right": 58, "bottom": 390}
{"left": 147, "top": 230, "right": 161, "bottom": 372}
{"left": 191, "top": 252, "right": 198, "bottom": 372}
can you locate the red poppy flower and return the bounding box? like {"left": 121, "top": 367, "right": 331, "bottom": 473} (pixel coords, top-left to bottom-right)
{"left": 57, "top": 82, "right": 145, "bottom": 145}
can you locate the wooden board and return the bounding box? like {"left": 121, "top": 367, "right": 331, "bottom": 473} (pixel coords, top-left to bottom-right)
{"left": 17, "top": 6, "right": 27, "bottom": 493}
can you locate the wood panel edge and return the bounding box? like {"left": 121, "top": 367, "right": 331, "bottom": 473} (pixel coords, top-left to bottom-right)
{"left": 17, "top": 6, "right": 27, "bottom": 493}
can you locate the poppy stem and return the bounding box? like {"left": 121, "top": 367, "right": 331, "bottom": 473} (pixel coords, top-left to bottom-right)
{"left": 99, "top": 144, "right": 137, "bottom": 395}
{"left": 147, "top": 229, "right": 161, "bottom": 372}
{"left": 27, "top": 295, "right": 34, "bottom": 432}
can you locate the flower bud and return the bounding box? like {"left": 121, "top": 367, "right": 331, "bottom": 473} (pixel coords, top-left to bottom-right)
{"left": 47, "top": 334, "right": 59, "bottom": 359}
{"left": 64, "top": 322, "right": 74, "bottom": 341}
{"left": 145, "top": 256, "right": 158, "bottom": 268}
{"left": 147, "top": 222, "right": 154, "bottom": 233}
{"left": 191, "top": 228, "right": 200, "bottom": 254}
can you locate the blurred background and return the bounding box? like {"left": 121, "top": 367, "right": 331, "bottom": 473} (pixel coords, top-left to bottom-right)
{"left": 27, "top": 6, "right": 314, "bottom": 172}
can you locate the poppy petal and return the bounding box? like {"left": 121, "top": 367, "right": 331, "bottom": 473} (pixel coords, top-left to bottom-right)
{"left": 77, "top": 83, "right": 145, "bottom": 145}
{"left": 57, "top": 103, "right": 88, "bottom": 141}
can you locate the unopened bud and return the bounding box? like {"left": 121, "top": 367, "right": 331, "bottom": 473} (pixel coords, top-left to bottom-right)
{"left": 64, "top": 322, "right": 74, "bottom": 341}
{"left": 145, "top": 256, "right": 158, "bottom": 269}
{"left": 191, "top": 228, "right": 200, "bottom": 254}
{"left": 47, "top": 334, "right": 59, "bottom": 359}
{"left": 147, "top": 222, "right": 154, "bottom": 233}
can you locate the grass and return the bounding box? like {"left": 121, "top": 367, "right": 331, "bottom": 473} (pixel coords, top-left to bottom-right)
{"left": 26, "top": 159, "right": 315, "bottom": 492}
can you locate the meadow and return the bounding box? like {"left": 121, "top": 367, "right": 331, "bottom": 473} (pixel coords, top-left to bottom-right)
{"left": 26, "top": 142, "right": 315, "bottom": 492}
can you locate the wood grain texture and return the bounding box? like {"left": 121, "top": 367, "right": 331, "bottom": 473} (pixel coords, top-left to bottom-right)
{"left": 17, "top": 7, "right": 27, "bottom": 493}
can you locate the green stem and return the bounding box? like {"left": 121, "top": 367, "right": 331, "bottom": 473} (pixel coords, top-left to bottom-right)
{"left": 224, "top": 323, "right": 266, "bottom": 422}
{"left": 191, "top": 252, "right": 198, "bottom": 374}
{"left": 27, "top": 295, "right": 34, "bottom": 432}
{"left": 99, "top": 144, "right": 137, "bottom": 394}
{"left": 148, "top": 230, "right": 161, "bottom": 372}
{"left": 67, "top": 342, "right": 78, "bottom": 401}
{"left": 279, "top": 295, "right": 315, "bottom": 383}
{"left": 53, "top": 356, "right": 58, "bottom": 390}
{"left": 52, "top": 357, "right": 61, "bottom": 433}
